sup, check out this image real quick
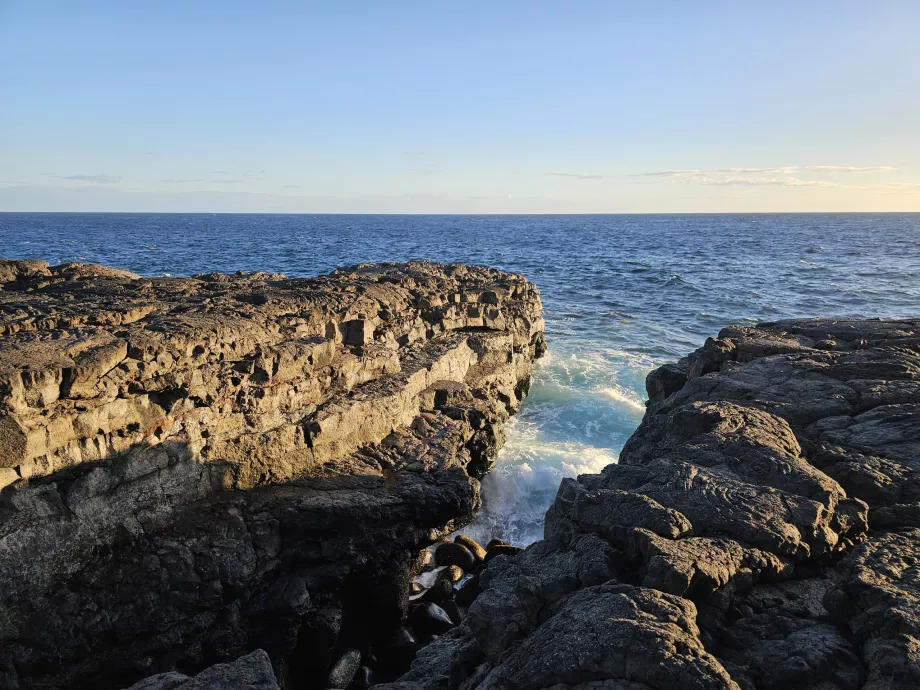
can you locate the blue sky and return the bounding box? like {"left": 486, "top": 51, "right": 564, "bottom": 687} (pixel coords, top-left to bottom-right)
{"left": 2, "top": 0, "right": 918, "bottom": 212}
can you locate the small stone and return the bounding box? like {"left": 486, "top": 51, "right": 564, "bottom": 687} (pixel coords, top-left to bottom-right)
{"left": 421, "top": 578, "right": 454, "bottom": 603}
{"left": 437, "top": 565, "right": 464, "bottom": 583}
{"left": 486, "top": 538, "right": 509, "bottom": 550}
{"left": 408, "top": 602, "right": 455, "bottom": 635}
{"left": 435, "top": 542, "right": 477, "bottom": 571}
{"left": 372, "top": 628, "right": 420, "bottom": 675}
{"left": 327, "top": 649, "right": 361, "bottom": 689}
{"left": 440, "top": 599, "right": 464, "bottom": 625}
{"left": 455, "top": 574, "right": 481, "bottom": 607}
{"left": 347, "top": 665, "right": 377, "bottom": 690}
{"left": 416, "top": 549, "right": 433, "bottom": 570}
{"left": 454, "top": 534, "right": 487, "bottom": 562}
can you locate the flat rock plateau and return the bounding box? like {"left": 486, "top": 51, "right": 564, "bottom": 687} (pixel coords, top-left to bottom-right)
{"left": 0, "top": 259, "right": 545, "bottom": 690}
{"left": 384, "top": 318, "right": 920, "bottom": 690}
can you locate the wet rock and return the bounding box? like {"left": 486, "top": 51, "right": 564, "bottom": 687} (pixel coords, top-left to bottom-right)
{"left": 434, "top": 541, "right": 478, "bottom": 571}
{"left": 437, "top": 564, "right": 465, "bottom": 583}
{"left": 440, "top": 599, "right": 464, "bottom": 625}
{"left": 484, "top": 543, "right": 524, "bottom": 562}
{"left": 454, "top": 574, "right": 481, "bottom": 607}
{"left": 408, "top": 602, "right": 455, "bottom": 635}
{"left": 454, "top": 534, "right": 487, "bottom": 562}
{"left": 420, "top": 578, "right": 455, "bottom": 603}
{"left": 486, "top": 538, "right": 509, "bottom": 549}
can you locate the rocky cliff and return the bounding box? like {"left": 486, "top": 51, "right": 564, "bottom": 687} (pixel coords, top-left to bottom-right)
{"left": 386, "top": 318, "right": 920, "bottom": 690}
{"left": 0, "top": 259, "right": 545, "bottom": 690}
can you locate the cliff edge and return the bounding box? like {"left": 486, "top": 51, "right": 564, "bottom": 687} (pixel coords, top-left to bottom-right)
{"left": 0, "top": 259, "right": 545, "bottom": 689}
{"left": 387, "top": 318, "right": 920, "bottom": 690}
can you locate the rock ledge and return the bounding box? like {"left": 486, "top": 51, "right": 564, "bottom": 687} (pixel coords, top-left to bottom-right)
{"left": 0, "top": 259, "right": 544, "bottom": 689}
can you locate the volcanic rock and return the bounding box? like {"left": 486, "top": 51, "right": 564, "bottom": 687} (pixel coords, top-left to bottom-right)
{"left": 0, "top": 259, "right": 544, "bottom": 689}
{"left": 381, "top": 318, "right": 920, "bottom": 690}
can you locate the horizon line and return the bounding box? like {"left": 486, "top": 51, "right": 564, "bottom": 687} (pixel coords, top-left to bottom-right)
{"left": 2, "top": 210, "right": 919, "bottom": 216}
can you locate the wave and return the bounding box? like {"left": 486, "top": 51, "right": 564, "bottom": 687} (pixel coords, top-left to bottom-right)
{"left": 597, "top": 385, "right": 646, "bottom": 413}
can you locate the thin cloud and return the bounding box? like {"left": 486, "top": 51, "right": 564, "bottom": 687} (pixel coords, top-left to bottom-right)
{"left": 163, "top": 178, "right": 206, "bottom": 183}
{"left": 546, "top": 172, "right": 608, "bottom": 180}
{"left": 804, "top": 165, "right": 896, "bottom": 173}
{"left": 632, "top": 165, "right": 901, "bottom": 190}
{"left": 54, "top": 174, "right": 121, "bottom": 184}
{"left": 873, "top": 181, "right": 920, "bottom": 192}
{"left": 699, "top": 175, "right": 841, "bottom": 188}
{"left": 712, "top": 167, "right": 799, "bottom": 174}
{"left": 283, "top": 184, "right": 299, "bottom": 189}
{"left": 635, "top": 165, "right": 896, "bottom": 178}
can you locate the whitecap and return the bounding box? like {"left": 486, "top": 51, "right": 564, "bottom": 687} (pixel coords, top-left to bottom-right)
{"left": 597, "top": 386, "right": 646, "bottom": 413}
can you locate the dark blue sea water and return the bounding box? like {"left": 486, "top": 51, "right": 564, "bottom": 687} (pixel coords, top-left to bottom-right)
{"left": 3, "top": 212, "right": 919, "bottom": 544}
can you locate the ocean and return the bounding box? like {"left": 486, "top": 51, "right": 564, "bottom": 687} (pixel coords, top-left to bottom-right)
{"left": 3, "top": 212, "right": 919, "bottom": 545}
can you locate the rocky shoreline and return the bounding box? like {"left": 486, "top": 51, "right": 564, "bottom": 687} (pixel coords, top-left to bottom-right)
{"left": 0, "top": 259, "right": 545, "bottom": 689}
{"left": 383, "top": 318, "right": 920, "bottom": 690}
{"left": 3, "top": 258, "right": 918, "bottom": 690}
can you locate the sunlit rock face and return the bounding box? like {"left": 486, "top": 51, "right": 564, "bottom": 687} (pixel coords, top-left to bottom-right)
{"left": 381, "top": 318, "right": 920, "bottom": 690}
{"left": 0, "top": 258, "right": 544, "bottom": 690}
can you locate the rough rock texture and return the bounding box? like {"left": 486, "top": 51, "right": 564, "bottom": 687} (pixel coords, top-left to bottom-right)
{"left": 124, "top": 650, "right": 280, "bottom": 690}
{"left": 384, "top": 318, "right": 920, "bottom": 690}
{"left": 0, "top": 259, "right": 545, "bottom": 689}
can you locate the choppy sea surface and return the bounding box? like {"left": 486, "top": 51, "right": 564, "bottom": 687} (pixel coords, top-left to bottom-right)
{"left": 3, "top": 212, "right": 919, "bottom": 545}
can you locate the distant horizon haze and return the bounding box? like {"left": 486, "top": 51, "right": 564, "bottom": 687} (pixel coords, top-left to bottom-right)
{"left": 2, "top": 1, "right": 918, "bottom": 213}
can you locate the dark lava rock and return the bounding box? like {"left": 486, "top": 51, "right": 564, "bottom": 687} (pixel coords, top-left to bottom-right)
{"left": 379, "top": 319, "right": 920, "bottom": 690}
{"left": 372, "top": 629, "right": 421, "bottom": 675}
{"left": 436, "top": 565, "right": 465, "bottom": 583}
{"left": 123, "top": 650, "right": 280, "bottom": 690}
{"left": 455, "top": 574, "right": 481, "bottom": 607}
{"left": 484, "top": 544, "right": 524, "bottom": 562}
{"left": 346, "top": 666, "right": 377, "bottom": 690}
{"left": 454, "top": 534, "right": 487, "bottom": 563}
{"left": 408, "top": 602, "right": 455, "bottom": 635}
{"left": 326, "top": 649, "right": 362, "bottom": 689}
{"left": 0, "top": 259, "right": 545, "bottom": 690}
{"left": 420, "top": 578, "right": 455, "bottom": 603}
{"left": 434, "top": 542, "right": 478, "bottom": 571}
{"left": 440, "top": 600, "right": 464, "bottom": 625}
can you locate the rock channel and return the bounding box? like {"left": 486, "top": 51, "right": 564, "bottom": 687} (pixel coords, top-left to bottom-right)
{"left": 0, "top": 259, "right": 545, "bottom": 689}
{"left": 386, "top": 318, "right": 920, "bottom": 690}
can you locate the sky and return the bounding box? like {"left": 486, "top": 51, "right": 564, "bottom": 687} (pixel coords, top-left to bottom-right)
{"left": 1, "top": 0, "right": 919, "bottom": 213}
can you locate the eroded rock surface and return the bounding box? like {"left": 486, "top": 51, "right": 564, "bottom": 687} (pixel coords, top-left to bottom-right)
{"left": 386, "top": 318, "right": 920, "bottom": 690}
{"left": 0, "top": 259, "right": 544, "bottom": 689}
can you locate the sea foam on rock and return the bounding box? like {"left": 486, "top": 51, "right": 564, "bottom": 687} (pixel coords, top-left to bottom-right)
{"left": 0, "top": 259, "right": 544, "bottom": 689}
{"left": 382, "top": 318, "right": 920, "bottom": 690}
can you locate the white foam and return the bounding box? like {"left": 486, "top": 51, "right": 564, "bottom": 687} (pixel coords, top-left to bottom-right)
{"left": 597, "top": 386, "right": 646, "bottom": 413}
